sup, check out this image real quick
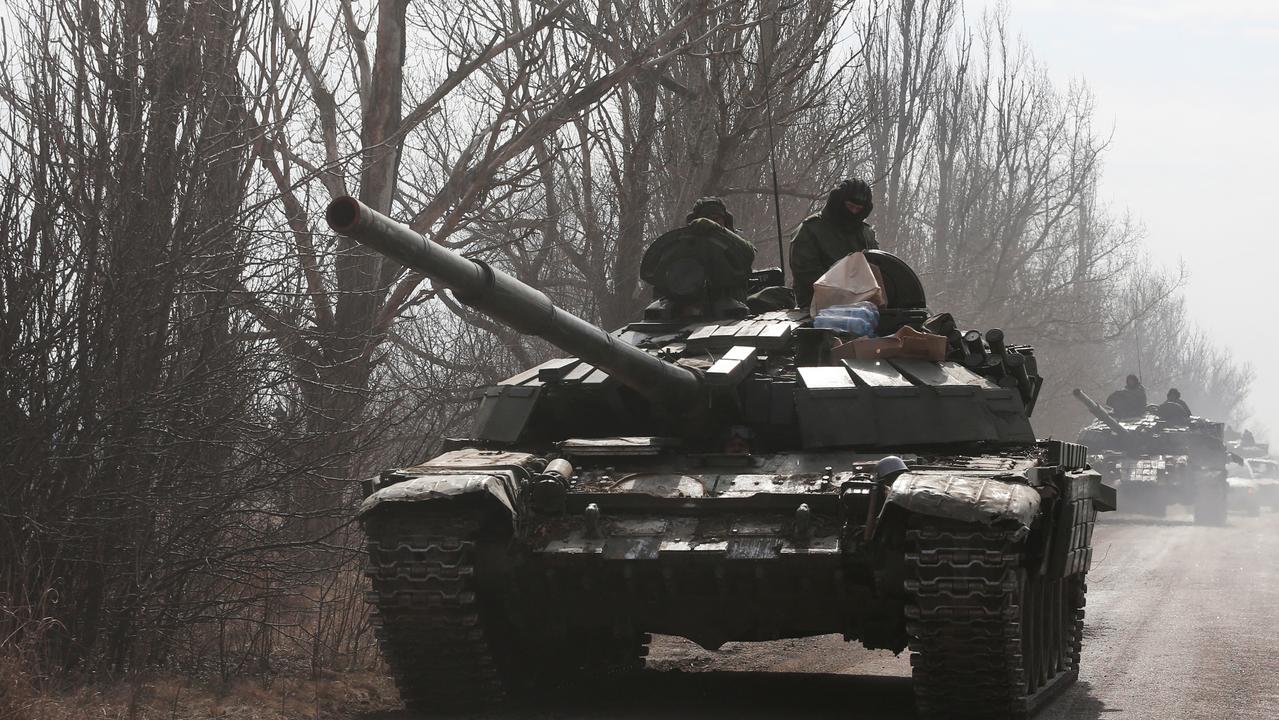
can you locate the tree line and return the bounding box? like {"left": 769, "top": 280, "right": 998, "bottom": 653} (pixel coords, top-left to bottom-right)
{"left": 0, "top": 0, "right": 1251, "bottom": 693}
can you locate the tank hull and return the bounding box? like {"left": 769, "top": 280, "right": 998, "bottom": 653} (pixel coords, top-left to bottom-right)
{"left": 1088, "top": 453, "right": 1228, "bottom": 524}
{"left": 360, "top": 443, "right": 1107, "bottom": 718}
{"left": 1077, "top": 412, "right": 1230, "bottom": 525}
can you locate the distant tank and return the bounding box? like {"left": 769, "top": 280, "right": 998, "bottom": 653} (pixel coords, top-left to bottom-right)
{"left": 1074, "top": 389, "right": 1229, "bottom": 523}
{"left": 327, "top": 197, "right": 1115, "bottom": 719}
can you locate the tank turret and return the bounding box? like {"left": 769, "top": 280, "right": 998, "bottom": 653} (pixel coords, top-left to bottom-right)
{"left": 1073, "top": 388, "right": 1133, "bottom": 439}
{"left": 326, "top": 196, "right": 701, "bottom": 409}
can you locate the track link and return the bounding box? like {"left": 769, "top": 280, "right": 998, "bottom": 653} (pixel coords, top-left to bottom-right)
{"left": 364, "top": 513, "right": 507, "bottom": 713}
{"left": 364, "top": 511, "right": 652, "bottom": 712}
{"left": 905, "top": 522, "right": 1085, "bottom": 719}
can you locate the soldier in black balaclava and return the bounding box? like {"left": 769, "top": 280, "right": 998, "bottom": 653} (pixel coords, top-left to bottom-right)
{"left": 789, "top": 178, "right": 880, "bottom": 308}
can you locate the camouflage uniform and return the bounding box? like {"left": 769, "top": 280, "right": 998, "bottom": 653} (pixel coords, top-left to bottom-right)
{"left": 640, "top": 198, "right": 755, "bottom": 300}
{"left": 790, "top": 179, "right": 879, "bottom": 308}
{"left": 640, "top": 198, "right": 756, "bottom": 319}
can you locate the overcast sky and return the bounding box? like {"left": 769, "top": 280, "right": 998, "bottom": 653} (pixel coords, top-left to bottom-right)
{"left": 962, "top": 0, "right": 1279, "bottom": 437}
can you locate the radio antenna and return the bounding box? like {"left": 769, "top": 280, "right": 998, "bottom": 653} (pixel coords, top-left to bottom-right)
{"left": 764, "top": 88, "right": 786, "bottom": 282}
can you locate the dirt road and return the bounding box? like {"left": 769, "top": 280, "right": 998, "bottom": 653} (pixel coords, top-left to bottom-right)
{"left": 366, "top": 511, "right": 1279, "bottom": 719}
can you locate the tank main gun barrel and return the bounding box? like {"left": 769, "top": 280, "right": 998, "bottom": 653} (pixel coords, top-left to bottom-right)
{"left": 1072, "top": 388, "right": 1131, "bottom": 438}
{"left": 325, "top": 196, "right": 702, "bottom": 408}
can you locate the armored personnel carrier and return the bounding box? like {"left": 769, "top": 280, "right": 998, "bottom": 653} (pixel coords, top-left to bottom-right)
{"left": 1074, "top": 389, "right": 1228, "bottom": 524}
{"left": 327, "top": 197, "right": 1114, "bottom": 719}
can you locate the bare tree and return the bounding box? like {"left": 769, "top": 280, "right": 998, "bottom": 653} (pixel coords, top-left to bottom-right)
{"left": 461, "top": 0, "right": 867, "bottom": 330}
{"left": 240, "top": 0, "right": 742, "bottom": 525}
{"left": 830, "top": 1, "right": 1252, "bottom": 436}
{"left": 1, "top": 0, "right": 1253, "bottom": 688}
{"left": 0, "top": 0, "right": 316, "bottom": 673}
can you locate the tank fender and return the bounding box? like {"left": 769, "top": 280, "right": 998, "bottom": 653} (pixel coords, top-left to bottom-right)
{"left": 359, "top": 472, "right": 521, "bottom": 526}
{"left": 883, "top": 473, "right": 1040, "bottom": 530}
{"left": 358, "top": 448, "right": 541, "bottom": 527}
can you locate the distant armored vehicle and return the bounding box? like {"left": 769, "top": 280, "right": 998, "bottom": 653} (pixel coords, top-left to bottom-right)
{"left": 1227, "top": 437, "right": 1274, "bottom": 510}
{"left": 1244, "top": 458, "right": 1279, "bottom": 509}
{"left": 1227, "top": 455, "right": 1279, "bottom": 514}
{"left": 1074, "top": 389, "right": 1228, "bottom": 523}
{"left": 1228, "top": 436, "right": 1270, "bottom": 460}
{"left": 328, "top": 197, "right": 1115, "bottom": 719}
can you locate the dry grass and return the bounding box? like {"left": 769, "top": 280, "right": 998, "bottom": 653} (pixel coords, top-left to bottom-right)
{"left": 5, "top": 672, "right": 399, "bottom": 720}
{"left": 1, "top": 570, "right": 393, "bottom": 720}
{"left": 1, "top": 655, "right": 37, "bottom": 720}
{"left": 1, "top": 589, "right": 61, "bottom": 720}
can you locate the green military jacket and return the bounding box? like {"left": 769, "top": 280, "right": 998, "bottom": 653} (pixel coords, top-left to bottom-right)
{"left": 640, "top": 219, "right": 756, "bottom": 296}
{"left": 789, "top": 213, "right": 879, "bottom": 307}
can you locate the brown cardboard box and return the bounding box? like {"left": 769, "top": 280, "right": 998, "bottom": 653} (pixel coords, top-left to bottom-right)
{"left": 832, "top": 325, "right": 947, "bottom": 362}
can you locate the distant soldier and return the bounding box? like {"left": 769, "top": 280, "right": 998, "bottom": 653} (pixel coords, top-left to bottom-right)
{"left": 1157, "top": 388, "right": 1192, "bottom": 422}
{"left": 789, "top": 178, "right": 880, "bottom": 308}
{"left": 1105, "top": 374, "right": 1148, "bottom": 418}
{"left": 640, "top": 197, "right": 756, "bottom": 320}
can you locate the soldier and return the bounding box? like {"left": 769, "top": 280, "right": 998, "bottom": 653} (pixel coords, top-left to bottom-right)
{"left": 1157, "top": 388, "right": 1192, "bottom": 422}
{"left": 789, "top": 178, "right": 880, "bottom": 308}
{"left": 685, "top": 196, "right": 736, "bottom": 230}
{"left": 1105, "top": 374, "right": 1148, "bottom": 418}
{"left": 640, "top": 197, "right": 756, "bottom": 320}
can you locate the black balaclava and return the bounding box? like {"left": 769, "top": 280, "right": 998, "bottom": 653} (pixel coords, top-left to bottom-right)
{"left": 821, "top": 178, "right": 874, "bottom": 226}
{"left": 686, "top": 197, "right": 734, "bottom": 230}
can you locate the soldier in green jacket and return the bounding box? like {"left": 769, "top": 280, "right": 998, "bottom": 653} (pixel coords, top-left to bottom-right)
{"left": 641, "top": 197, "right": 757, "bottom": 320}
{"left": 790, "top": 178, "right": 879, "bottom": 308}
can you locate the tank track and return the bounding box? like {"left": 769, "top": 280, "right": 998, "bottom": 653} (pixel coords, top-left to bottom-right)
{"left": 904, "top": 521, "right": 1085, "bottom": 720}
{"left": 363, "top": 513, "right": 508, "bottom": 713}
{"left": 363, "top": 510, "right": 651, "bottom": 712}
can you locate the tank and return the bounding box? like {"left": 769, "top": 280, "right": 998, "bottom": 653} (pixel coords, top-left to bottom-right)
{"left": 327, "top": 197, "right": 1116, "bottom": 719}
{"left": 1073, "top": 389, "right": 1229, "bottom": 523}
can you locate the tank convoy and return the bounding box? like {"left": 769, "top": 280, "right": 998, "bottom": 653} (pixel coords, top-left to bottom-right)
{"left": 327, "top": 196, "right": 1115, "bottom": 719}
{"left": 1073, "top": 389, "right": 1229, "bottom": 524}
